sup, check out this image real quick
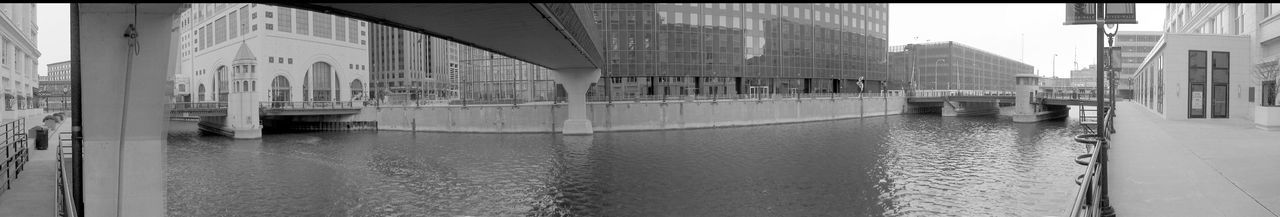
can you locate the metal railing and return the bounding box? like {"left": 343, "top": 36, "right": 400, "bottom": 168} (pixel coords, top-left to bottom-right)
{"left": 259, "top": 101, "right": 359, "bottom": 110}
{"left": 587, "top": 92, "right": 907, "bottom": 103}
{"left": 0, "top": 118, "right": 26, "bottom": 198}
{"left": 1068, "top": 105, "right": 1115, "bottom": 217}
{"left": 55, "top": 126, "right": 76, "bottom": 217}
{"left": 167, "top": 102, "right": 228, "bottom": 111}
{"left": 905, "top": 90, "right": 1015, "bottom": 98}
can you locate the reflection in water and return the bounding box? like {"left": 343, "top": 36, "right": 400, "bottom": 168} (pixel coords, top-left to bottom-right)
{"left": 168, "top": 113, "right": 1086, "bottom": 216}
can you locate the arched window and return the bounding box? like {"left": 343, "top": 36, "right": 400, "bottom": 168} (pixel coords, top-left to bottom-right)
{"left": 198, "top": 84, "right": 206, "bottom": 102}
{"left": 271, "top": 75, "right": 290, "bottom": 102}
{"left": 217, "top": 66, "right": 229, "bottom": 102}
{"left": 350, "top": 79, "right": 364, "bottom": 100}
{"left": 308, "top": 62, "right": 333, "bottom": 101}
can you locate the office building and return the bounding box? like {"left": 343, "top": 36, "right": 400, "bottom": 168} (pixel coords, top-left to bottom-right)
{"left": 587, "top": 3, "right": 890, "bottom": 97}
{"left": 457, "top": 46, "right": 558, "bottom": 104}
{"left": 368, "top": 24, "right": 454, "bottom": 101}
{"left": 1132, "top": 3, "right": 1280, "bottom": 121}
{"left": 1114, "top": 31, "right": 1162, "bottom": 99}
{"left": 38, "top": 60, "right": 70, "bottom": 111}
{"left": 889, "top": 41, "right": 1034, "bottom": 91}
{"left": 0, "top": 3, "right": 41, "bottom": 121}
{"left": 177, "top": 4, "right": 369, "bottom": 104}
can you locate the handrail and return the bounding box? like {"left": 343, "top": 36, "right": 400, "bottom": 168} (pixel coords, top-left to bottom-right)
{"left": 0, "top": 118, "right": 26, "bottom": 198}
{"left": 1067, "top": 105, "right": 1115, "bottom": 217}
{"left": 56, "top": 130, "right": 77, "bottom": 217}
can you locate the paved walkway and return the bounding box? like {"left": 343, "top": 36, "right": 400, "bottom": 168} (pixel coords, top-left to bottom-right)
{"left": 0, "top": 113, "right": 68, "bottom": 217}
{"left": 1109, "top": 102, "right": 1280, "bottom": 216}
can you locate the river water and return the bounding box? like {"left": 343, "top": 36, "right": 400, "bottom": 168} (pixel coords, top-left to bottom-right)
{"left": 167, "top": 112, "right": 1087, "bottom": 216}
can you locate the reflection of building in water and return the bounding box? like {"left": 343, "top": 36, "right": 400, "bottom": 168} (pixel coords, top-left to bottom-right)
{"left": 176, "top": 4, "right": 369, "bottom": 103}
{"left": 457, "top": 46, "right": 558, "bottom": 104}
{"left": 588, "top": 3, "right": 891, "bottom": 97}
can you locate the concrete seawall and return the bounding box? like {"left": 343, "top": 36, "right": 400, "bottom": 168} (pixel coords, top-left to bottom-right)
{"left": 376, "top": 96, "right": 906, "bottom": 133}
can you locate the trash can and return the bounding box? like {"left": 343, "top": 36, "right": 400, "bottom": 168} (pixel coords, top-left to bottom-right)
{"left": 29, "top": 126, "right": 47, "bottom": 150}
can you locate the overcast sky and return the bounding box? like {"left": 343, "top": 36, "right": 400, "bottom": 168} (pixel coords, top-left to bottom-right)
{"left": 33, "top": 4, "right": 1164, "bottom": 78}
{"left": 889, "top": 3, "right": 1166, "bottom": 78}
{"left": 37, "top": 3, "right": 69, "bottom": 76}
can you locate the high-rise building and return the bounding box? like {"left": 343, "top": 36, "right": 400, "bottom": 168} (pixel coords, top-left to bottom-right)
{"left": 457, "top": 46, "right": 558, "bottom": 104}
{"left": 889, "top": 41, "right": 1034, "bottom": 91}
{"left": 587, "top": 3, "right": 891, "bottom": 97}
{"left": 1071, "top": 64, "right": 1099, "bottom": 87}
{"left": 1114, "top": 31, "right": 1162, "bottom": 99}
{"left": 176, "top": 4, "right": 369, "bottom": 104}
{"left": 369, "top": 24, "right": 433, "bottom": 100}
{"left": 38, "top": 61, "right": 70, "bottom": 111}
{"left": 0, "top": 3, "right": 41, "bottom": 120}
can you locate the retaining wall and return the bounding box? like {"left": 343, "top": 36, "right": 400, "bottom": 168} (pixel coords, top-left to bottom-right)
{"left": 375, "top": 96, "right": 906, "bottom": 133}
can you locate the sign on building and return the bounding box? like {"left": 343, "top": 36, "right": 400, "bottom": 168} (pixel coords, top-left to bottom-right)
{"left": 1063, "top": 3, "right": 1137, "bottom": 25}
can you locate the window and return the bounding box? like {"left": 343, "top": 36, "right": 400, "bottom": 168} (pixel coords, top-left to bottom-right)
{"left": 271, "top": 75, "right": 290, "bottom": 102}
{"left": 266, "top": 23, "right": 273, "bottom": 30}
{"left": 278, "top": 7, "right": 292, "bottom": 32}
{"left": 265, "top": 11, "right": 273, "bottom": 18}
{"left": 296, "top": 10, "right": 310, "bottom": 35}
{"left": 268, "top": 57, "right": 274, "bottom": 63}
{"left": 314, "top": 13, "right": 332, "bottom": 39}
{"left": 288, "top": 58, "right": 293, "bottom": 64}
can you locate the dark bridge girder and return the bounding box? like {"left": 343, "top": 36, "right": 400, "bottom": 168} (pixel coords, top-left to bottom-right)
{"left": 270, "top": 3, "right": 603, "bottom": 71}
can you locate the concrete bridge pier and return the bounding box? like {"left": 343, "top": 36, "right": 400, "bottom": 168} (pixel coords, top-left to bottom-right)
{"left": 553, "top": 68, "right": 601, "bottom": 135}
{"left": 77, "top": 3, "right": 176, "bottom": 216}
{"left": 1012, "top": 74, "right": 1069, "bottom": 122}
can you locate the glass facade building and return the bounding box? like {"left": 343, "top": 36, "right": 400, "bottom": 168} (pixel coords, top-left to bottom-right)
{"left": 588, "top": 3, "right": 891, "bottom": 98}
{"left": 457, "top": 46, "right": 558, "bottom": 104}
{"left": 888, "top": 41, "right": 1033, "bottom": 91}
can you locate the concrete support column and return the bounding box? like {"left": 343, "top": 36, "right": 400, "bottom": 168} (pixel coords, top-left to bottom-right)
{"left": 941, "top": 101, "right": 960, "bottom": 117}
{"left": 553, "top": 68, "right": 601, "bottom": 135}
{"left": 77, "top": 4, "right": 177, "bottom": 217}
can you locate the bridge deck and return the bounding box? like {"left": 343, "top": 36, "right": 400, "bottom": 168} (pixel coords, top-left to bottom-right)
{"left": 1109, "top": 102, "right": 1280, "bottom": 216}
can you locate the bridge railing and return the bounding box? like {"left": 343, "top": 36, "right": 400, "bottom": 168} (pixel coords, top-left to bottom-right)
{"left": 586, "top": 92, "right": 906, "bottom": 103}
{"left": 906, "top": 90, "right": 1015, "bottom": 98}
{"left": 167, "top": 102, "right": 228, "bottom": 110}
{"left": 259, "top": 101, "right": 359, "bottom": 110}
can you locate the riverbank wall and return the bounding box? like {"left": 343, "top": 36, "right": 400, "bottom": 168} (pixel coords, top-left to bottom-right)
{"left": 375, "top": 96, "right": 906, "bottom": 133}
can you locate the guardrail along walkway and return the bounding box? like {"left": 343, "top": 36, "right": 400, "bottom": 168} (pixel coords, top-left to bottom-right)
{"left": 1109, "top": 102, "right": 1280, "bottom": 216}
{"left": 0, "top": 113, "right": 67, "bottom": 217}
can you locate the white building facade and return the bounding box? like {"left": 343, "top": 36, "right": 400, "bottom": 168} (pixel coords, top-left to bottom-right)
{"left": 177, "top": 3, "right": 369, "bottom": 104}
{"left": 0, "top": 3, "right": 41, "bottom": 121}
{"left": 1132, "top": 3, "right": 1280, "bottom": 123}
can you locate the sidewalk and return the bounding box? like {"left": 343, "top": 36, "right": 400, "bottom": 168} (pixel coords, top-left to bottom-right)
{"left": 0, "top": 113, "right": 67, "bottom": 217}
{"left": 1109, "top": 102, "right": 1280, "bottom": 216}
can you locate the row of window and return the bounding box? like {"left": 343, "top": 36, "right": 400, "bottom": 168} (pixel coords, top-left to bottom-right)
{"left": 268, "top": 57, "right": 293, "bottom": 64}
{"left": 664, "top": 3, "right": 887, "bottom": 22}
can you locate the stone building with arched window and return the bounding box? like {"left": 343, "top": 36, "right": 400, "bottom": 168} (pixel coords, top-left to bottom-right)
{"left": 177, "top": 4, "right": 369, "bottom": 104}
